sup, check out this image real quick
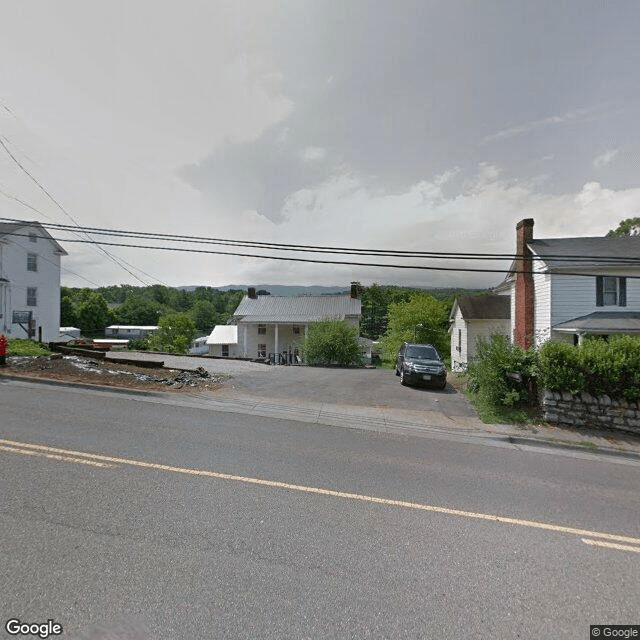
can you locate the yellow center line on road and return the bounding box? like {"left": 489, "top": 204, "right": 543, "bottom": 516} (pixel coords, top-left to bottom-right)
{"left": 582, "top": 538, "right": 640, "bottom": 553}
{"left": 2, "top": 437, "right": 639, "bottom": 549}
{"left": 0, "top": 444, "right": 115, "bottom": 468}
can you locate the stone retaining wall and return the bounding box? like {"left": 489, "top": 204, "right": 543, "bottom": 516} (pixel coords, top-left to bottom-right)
{"left": 541, "top": 390, "right": 640, "bottom": 435}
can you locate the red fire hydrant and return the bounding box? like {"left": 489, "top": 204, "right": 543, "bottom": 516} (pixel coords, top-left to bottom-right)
{"left": 0, "top": 334, "right": 7, "bottom": 367}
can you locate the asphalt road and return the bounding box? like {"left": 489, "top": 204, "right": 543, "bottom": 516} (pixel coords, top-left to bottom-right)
{"left": 1, "top": 379, "right": 639, "bottom": 639}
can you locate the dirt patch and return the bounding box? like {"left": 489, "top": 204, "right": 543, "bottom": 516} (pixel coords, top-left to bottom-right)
{"left": 3, "top": 355, "right": 227, "bottom": 392}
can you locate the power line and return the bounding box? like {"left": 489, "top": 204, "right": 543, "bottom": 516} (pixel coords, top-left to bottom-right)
{"left": 2, "top": 216, "right": 639, "bottom": 264}
{"left": 6, "top": 232, "right": 640, "bottom": 279}
{"left": 0, "top": 139, "right": 159, "bottom": 285}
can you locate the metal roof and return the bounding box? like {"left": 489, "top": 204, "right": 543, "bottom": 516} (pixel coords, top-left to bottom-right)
{"left": 528, "top": 237, "right": 640, "bottom": 270}
{"left": 206, "top": 325, "right": 238, "bottom": 345}
{"left": 106, "top": 325, "right": 159, "bottom": 331}
{"left": 0, "top": 220, "right": 68, "bottom": 255}
{"left": 553, "top": 312, "right": 640, "bottom": 333}
{"left": 233, "top": 295, "right": 361, "bottom": 324}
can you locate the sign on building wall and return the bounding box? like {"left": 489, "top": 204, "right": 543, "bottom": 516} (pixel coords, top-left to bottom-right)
{"left": 12, "top": 311, "right": 32, "bottom": 324}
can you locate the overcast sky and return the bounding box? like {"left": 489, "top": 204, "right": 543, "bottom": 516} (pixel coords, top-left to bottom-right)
{"left": 1, "top": 0, "right": 639, "bottom": 289}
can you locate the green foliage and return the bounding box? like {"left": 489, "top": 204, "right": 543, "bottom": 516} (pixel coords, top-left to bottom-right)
{"left": 606, "top": 217, "right": 640, "bottom": 237}
{"left": 538, "top": 335, "right": 640, "bottom": 400}
{"left": 76, "top": 290, "right": 115, "bottom": 336}
{"left": 61, "top": 286, "right": 246, "bottom": 336}
{"left": 6, "top": 338, "right": 52, "bottom": 357}
{"left": 189, "top": 300, "right": 218, "bottom": 332}
{"left": 378, "top": 293, "right": 450, "bottom": 362}
{"left": 115, "top": 296, "right": 165, "bottom": 326}
{"left": 358, "top": 284, "right": 414, "bottom": 339}
{"left": 300, "top": 320, "right": 363, "bottom": 366}
{"left": 465, "top": 334, "right": 538, "bottom": 408}
{"left": 147, "top": 312, "right": 196, "bottom": 354}
{"left": 60, "top": 295, "right": 78, "bottom": 327}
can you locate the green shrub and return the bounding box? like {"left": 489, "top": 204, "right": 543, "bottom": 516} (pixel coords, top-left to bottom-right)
{"left": 6, "top": 339, "right": 52, "bottom": 357}
{"left": 465, "top": 334, "right": 537, "bottom": 408}
{"left": 539, "top": 335, "right": 640, "bottom": 401}
{"left": 537, "top": 340, "right": 585, "bottom": 395}
{"left": 300, "top": 320, "right": 363, "bottom": 366}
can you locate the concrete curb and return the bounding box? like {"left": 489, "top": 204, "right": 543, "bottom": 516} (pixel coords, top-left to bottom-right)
{"left": 497, "top": 434, "right": 640, "bottom": 462}
{"left": 4, "top": 370, "right": 640, "bottom": 461}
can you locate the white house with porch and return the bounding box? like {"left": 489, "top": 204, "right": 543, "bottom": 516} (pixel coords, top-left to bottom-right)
{"left": 497, "top": 219, "right": 640, "bottom": 348}
{"left": 0, "top": 220, "right": 67, "bottom": 342}
{"left": 206, "top": 287, "right": 362, "bottom": 362}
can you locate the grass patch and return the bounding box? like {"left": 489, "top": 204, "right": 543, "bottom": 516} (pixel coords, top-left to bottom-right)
{"left": 6, "top": 339, "right": 52, "bottom": 357}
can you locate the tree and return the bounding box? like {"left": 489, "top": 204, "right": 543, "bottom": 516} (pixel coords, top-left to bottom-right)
{"left": 359, "top": 284, "right": 414, "bottom": 339}
{"left": 300, "top": 320, "right": 363, "bottom": 366}
{"left": 190, "top": 300, "right": 218, "bottom": 332}
{"left": 76, "top": 292, "right": 114, "bottom": 336}
{"left": 378, "top": 293, "right": 449, "bottom": 363}
{"left": 147, "top": 312, "right": 196, "bottom": 354}
{"left": 60, "top": 295, "right": 78, "bottom": 327}
{"left": 115, "top": 296, "right": 164, "bottom": 325}
{"left": 606, "top": 217, "right": 640, "bottom": 237}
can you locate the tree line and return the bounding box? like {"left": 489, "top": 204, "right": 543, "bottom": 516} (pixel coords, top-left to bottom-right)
{"left": 60, "top": 282, "right": 488, "bottom": 358}
{"left": 60, "top": 285, "right": 244, "bottom": 337}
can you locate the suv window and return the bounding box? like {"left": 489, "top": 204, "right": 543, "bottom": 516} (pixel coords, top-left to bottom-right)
{"left": 405, "top": 346, "right": 439, "bottom": 360}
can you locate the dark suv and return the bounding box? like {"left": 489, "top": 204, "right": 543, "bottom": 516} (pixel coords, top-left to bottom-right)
{"left": 395, "top": 343, "right": 447, "bottom": 389}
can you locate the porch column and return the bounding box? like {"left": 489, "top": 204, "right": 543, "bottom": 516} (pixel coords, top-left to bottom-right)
{"left": 274, "top": 324, "right": 279, "bottom": 362}
{"left": 304, "top": 325, "right": 308, "bottom": 339}
{"left": 243, "top": 325, "right": 247, "bottom": 358}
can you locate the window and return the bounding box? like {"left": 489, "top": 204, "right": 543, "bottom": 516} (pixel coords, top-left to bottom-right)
{"left": 221, "top": 344, "right": 229, "bottom": 357}
{"left": 27, "top": 254, "right": 37, "bottom": 272}
{"left": 292, "top": 325, "right": 300, "bottom": 335}
{"left": 596, "top": 276, "right": 626, "bottom": 307}
{"left": 258, "top": 324, "right": 267, "bottom": 335}
{"left": 27, "top": 287, "right": 37, "bottom": 306}
{"left": 29, "top": 233, "right": 37, "bottom": 243}
{"left": 257, "top": 344, "right": 266, "bottom": 358}
{"left": 457, "top": 329, "right": 462, "bottom": 353}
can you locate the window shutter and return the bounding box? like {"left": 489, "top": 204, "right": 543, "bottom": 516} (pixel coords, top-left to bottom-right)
{"left": 619, "top": 277, "right": 627, "bottom": 307}
{"left": 596, "top": 276, "right": 603, "bottom": 307}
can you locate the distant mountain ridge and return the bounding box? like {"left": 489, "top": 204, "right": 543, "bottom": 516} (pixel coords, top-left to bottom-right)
{"left": 177, "top": 284, "right": 485, "bottom": 298}
{"left": 177, "top": 284, "right": 350, "bottom": 296}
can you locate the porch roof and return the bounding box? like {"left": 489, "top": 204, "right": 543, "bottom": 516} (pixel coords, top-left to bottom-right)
{"left": 552, "top": 311, "right": 640, "bottom": 334}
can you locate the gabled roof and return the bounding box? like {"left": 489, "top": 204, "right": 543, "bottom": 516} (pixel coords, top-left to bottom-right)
{"left": 528, "top": 237, "right": 640, "bottom": 270}
{"left": 451, "top": 295, "right": 510, "bottom": 321}
{"left": 232, "top": 294, "right": 361, "bottom": 324}
{"left": 0, "top": 220, "right": 68, "bottom": 255}
{"left": 206, "top": 325, "right": 238, "bottom": 345}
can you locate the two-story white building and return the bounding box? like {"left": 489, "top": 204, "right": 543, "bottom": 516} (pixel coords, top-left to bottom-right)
{"left": 450, "top": 219, "right": 640, "bottom": 366}
{"left": 0, "top": 220, "right": 67, "bottom": 342}
{"left": 206, "top": 286, "right": 362, "bottom": 362}
{"left": 498, "top": 218, "right": 640, "bottom": 348}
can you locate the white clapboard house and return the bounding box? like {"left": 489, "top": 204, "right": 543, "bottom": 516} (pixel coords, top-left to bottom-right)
{"left": 0, "top": 220, "right": 67, "bottom": 342}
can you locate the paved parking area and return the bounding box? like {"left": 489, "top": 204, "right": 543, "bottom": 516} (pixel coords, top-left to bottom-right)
{"left": 107, "top": 352, "right": 476, "bottom": 419}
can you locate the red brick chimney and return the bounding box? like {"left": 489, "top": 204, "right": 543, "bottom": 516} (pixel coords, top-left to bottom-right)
{"left": 514, "top": 219, "right": 534, "bottom": 349}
